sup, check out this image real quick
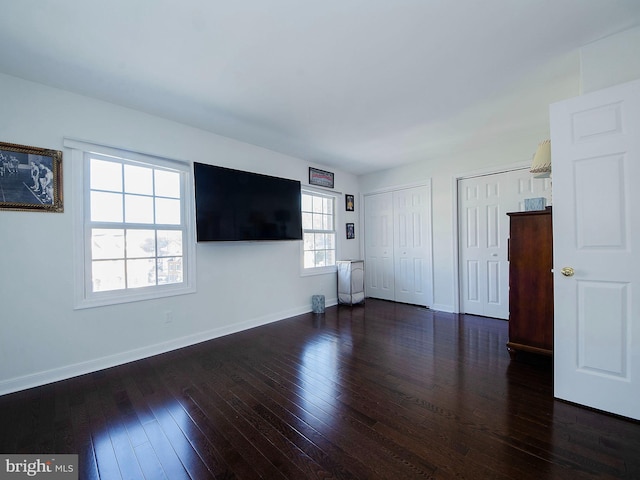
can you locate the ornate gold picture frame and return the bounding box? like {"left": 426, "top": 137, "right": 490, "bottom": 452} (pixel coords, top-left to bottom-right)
{"left": 0, "top": 141, "right": 63, "bottom": 212}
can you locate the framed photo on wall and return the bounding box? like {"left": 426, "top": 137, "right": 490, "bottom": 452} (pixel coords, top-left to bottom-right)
{"left": 346, "top": 222, "right": 355, "bottom": 239}
{"left": 345, "top": 194, "right": 354, "bottom": 211}
{"left": 0, "top": 141, "right": 63, "bottom": 212}
{"left": 309, "top": 167, "right": 334, "bottom": 188}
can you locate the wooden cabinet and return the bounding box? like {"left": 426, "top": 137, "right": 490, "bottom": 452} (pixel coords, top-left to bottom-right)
{"left": 507, "top": 207, "right": 553, "bottom": 357}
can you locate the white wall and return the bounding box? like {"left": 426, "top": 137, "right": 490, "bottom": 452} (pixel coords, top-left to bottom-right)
{"left": 0, "top": 73, "right": 360, "bottom": 395}
{"left": 4, "top": 26, "right": 634, "bottom": 395}
{"left": 581, "top": 26, "right": 640, "bottom": 94}
{"left": 359, "top": 135, "right": 546, "bottom": 312}
{"left": 359, "top": 52, "right": 582, "bottom": 313}
{"left": 359, "top": 25, "right": 640, "bottom": 314}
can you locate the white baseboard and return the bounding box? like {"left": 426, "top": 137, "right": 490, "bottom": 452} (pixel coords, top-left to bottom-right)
{"left": 0, "top": 300, "right": 337, "bottom": 397}
{"left": 430, "top": 303, "right": 455, "bottom": 313}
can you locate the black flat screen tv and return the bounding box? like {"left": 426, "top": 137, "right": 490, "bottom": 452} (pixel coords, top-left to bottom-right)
{"left": 194, "top": 162, "right": 303, "bottom": 242}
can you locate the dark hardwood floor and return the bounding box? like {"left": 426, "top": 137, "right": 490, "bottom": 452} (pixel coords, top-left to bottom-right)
{"left": 1, "top": 299, "right": 639, "bottom": 479}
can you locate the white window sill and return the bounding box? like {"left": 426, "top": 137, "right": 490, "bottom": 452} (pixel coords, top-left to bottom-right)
{"left": 300, "top": 265, "right": 337, "bottom": 277}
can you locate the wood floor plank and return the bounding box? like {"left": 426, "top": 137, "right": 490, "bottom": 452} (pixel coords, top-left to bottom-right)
{"left": 218, "top": 360, "right": 362, "bottom": 480}
{"left": 235, "top": 351, "right": 440, "bottom": 479}
{"left": 133, "top": 362, "right": 221, "bottom": 480}
{"left": 133, "top": 441, "right": 168, "bottom": 480}
{"left": 181, "top": 382, "right": 288, "bottom": 479}
{"left": 84, "top": 385, "right": 123, "bottom": 480}
{"left": 227, "top": 356, "right": 381, "bottom": 479}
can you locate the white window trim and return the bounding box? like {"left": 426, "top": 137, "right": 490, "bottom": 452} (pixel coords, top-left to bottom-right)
{"left": 300, "top": 187, "right": 340, "bottom": 276}
{"left": 67, "top": 139, "right": 196, "bottom": 309}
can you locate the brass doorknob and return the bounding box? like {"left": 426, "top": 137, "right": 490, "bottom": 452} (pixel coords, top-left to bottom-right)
{"left": 561, "top": 267, "right": 575, "bottom": 277}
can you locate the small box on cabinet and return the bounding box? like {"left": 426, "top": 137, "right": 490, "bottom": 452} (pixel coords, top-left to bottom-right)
{"left": 524, "top": 197, "right": 546, "bottom": 211}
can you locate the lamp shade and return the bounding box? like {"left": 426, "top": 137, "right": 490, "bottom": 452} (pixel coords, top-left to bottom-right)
{"left": 530, "top": 139, "right": 551, "bottom": 178}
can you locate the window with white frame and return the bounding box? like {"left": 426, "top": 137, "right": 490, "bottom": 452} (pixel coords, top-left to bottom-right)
{"left": 301, "top": 190, "right": 336, "bottom": 270}
{"left": 68, "top": 139, "right": 195, "bottom": 307}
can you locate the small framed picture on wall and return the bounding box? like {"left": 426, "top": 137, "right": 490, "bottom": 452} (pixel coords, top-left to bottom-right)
{"left": 346, "top": 223, "right": 355, "bottom": 239}
{"left": 345, "top": 194, "right": 354, "bottom": 211}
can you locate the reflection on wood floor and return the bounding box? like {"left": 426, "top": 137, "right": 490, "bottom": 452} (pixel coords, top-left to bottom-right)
{"left": 1, "top": 299, "right": 638, "bottom": 479}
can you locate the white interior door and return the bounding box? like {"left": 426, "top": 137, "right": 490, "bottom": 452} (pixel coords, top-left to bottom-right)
{"left": 551, "top": 78, "right": 640, "bottom": 420}
{"left": 458, "top": 171, "right": 551, "bottom": 319}
{"left": 364, "top": 192, "right": 395, "bottom": 301}
{"left": 393, "top": 186, "right": 432, "bottom": 306}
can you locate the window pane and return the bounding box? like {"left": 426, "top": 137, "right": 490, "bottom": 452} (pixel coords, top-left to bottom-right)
{"left": 324, "top": 197, "right": 333, "bottom": 214}
{"left": 157, "top": 230, "right": 182, "bottom": 256}
{"left": 91, "top": 191, "right": 123, "bottom": 222}
{"left": 92, "top": 260, "right": 125, "bottom": 292}
{"left": 158, "top": 257, "right": 183, "bottom": 284}
{"left": 127, "top": 258, "right": 156, "bottom": 288}
{"left": 155, "top": 170, "right": 181, "bottom": 198}
{"left": 126, "top": 229, "right": 155, "bottom": 258}
{"left": 322, "top": 213, "right": 332, "bottom": 230}
{"left": 327, "top": 233, "right": 336, "bottom": 249}
{"left": 312, "top": 196, "right": 323, "bottom": 213}
{"left": 302, "top": 212, "right": 313, "bottom": 230}
{"left": 124, "top": 164, "right": 153, "bottom": 195}
{"left": 302, "top": 194, "right": 312, "bottom": 212}
{"left": 304, "top": 233, "right": 315, "bottom": 251}
{"left": 91, "top": 229, "right": 124, "bottom": 260}
{"left": 312, "top": 213, "right": 323, "bottom": 230}
{"left": 90, "top": 158, "right": 122, "bottom": 192}
{"left": 124, "top": 194, "right": 154, "bottom": 224}
{"left": 326, "top": 249, "right": 335, "bottom": 265}
{"left": 315, "top": 250, "right": 326, "bottom": 267}
{"left": 155, "top": 197, "right": 181, "bottom": 225}
{"left": 304, "top": 251, "right": 315, "bottom": 269}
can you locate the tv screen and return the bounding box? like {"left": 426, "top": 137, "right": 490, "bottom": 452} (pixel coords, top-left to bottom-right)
{"left": 194, "top": 163, "right": 303, "bottom": 242}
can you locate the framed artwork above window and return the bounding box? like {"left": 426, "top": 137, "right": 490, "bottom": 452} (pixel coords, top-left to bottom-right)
{"left": 309, "top": 167, "right": 334, "bottom": 188}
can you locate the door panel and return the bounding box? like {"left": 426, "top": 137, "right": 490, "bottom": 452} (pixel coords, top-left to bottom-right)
{"left": 551, "top": 78, "right": 640, "bottom": 420}
{"left": 578, "top": 281, "right": 627, "bottom": 375}
{"left": 575, "top": 155, "right": 626, "bottom": 248}
{"left": 466, "top": 260, "right": 480, "bottom": 302}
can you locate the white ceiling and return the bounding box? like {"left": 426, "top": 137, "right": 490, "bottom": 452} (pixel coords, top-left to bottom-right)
{"left": 1, "top": 1, "right": 639, "bottom": 175}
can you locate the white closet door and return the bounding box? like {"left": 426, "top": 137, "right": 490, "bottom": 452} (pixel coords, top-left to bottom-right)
{"left": 364, "top": 192, "right": 395, "bottom": 301}
{"left": 393, "top": 186, "right": 431, "bottom": 306}
{"left": 364, "top": 185, "right": 432, "bottom": 307}
{"left": 458, "top": 170, "right": 551, "bottom": 319}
